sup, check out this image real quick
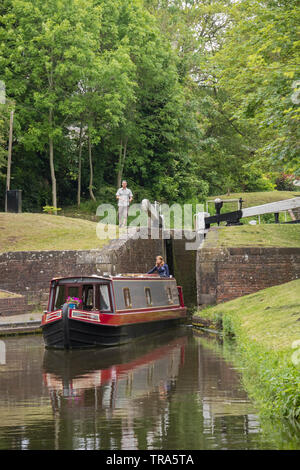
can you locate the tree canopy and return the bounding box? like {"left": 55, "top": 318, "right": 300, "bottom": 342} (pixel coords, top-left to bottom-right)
{"left": 0, "top": 0, "right": 299, "bottom": 211}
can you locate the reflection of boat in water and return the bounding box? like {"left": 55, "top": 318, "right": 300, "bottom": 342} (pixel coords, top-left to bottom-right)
{"left": 41, "top": 274, "right": 187, "bottom": 349}
{"left": 43, "top": 329, "right": 187, "bottom": 414}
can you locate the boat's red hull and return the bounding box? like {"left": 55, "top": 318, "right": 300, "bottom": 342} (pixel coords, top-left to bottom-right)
{"left": 41, "top": 305, "right": 187, "bottom": 349}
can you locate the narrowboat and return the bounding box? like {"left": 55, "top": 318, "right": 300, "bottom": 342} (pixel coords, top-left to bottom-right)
{"left": 41, "top": 274, "right": 187, "bottom": 349}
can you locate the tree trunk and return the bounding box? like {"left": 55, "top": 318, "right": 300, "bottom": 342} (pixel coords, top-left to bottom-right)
{"left": 5, "top": 110, "right": 14, "bottom": 212}
{"left": 116, "top": 137, "right": 128, "bottom": 188}
{"left": 49, "top": 109, "right": 57, "bottom": 214}
{"left": 77, "top": 122, "right": 83, "bottom": 207}
{"left": 88, "top": 133, "right": 96, "bottom": 202}
{"left": 117, "top": 139, "right": 123, "bottom": 189}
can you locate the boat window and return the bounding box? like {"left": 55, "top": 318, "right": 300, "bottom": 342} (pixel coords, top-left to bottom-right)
{"left": 82, "top": 285, "right": 94, "bottom": 311}
{"left": 145, "top": 287, "right": 152, "bottom": 306}
{"left": 99, "top": 285, "right": 111, "bottom": 312}
{"left": 54, "top": 285, "right": 65, "bottom": 309}
{"left": 123, "top": 288, "right": 132, "bottom": 308}
{"left": 68, "top": 286, "right": 80, "bottom": 299}
{"left": 167, "top": 287, "right": 173, "bottom": 304}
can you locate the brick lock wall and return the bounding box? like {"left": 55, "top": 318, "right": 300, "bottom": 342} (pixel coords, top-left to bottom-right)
{"left": 0, "top": 295, "right": 28, "bottom": 317}
{"left": 2, "top": 227, "right": 298, "bottom": 314}
{"left": 0, "top": 227, "right": 198, "bottom": 314}
{"left": 0, "top": 231, "right": 163, "bottom": 313}
{"left": 197, "top": 246, "right": 300, "bottom": 306}
{"left": 171, "top": 238, "right": 197, "bottom": 308}
{"left": 110, "top": 233, "right": 163, "bottom": 274}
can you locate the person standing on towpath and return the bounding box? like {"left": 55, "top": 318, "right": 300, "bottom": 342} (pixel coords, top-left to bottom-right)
{"left": 116, "top": 180, "right": 133, "bottom": 228}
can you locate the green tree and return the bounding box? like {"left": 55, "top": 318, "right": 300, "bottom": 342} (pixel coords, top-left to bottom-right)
{"left": 146, "top": 0, "right": 300, "bottom": 193}
{"left": 213, "top": 0, "right": 300, "bottom": 173}
{"left": 0, "top": 0, "right": 102, "bottom": 211}
{"left": 144, "top": 0, "right": 262, "bottom": 195}
{"left": 102, "top": 0, "right": 209, "bottom": 202}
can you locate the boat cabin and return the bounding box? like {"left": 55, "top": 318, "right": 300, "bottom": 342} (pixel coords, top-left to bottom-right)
{"left": 47, "top": 274, "right": 184, "bottom": 313}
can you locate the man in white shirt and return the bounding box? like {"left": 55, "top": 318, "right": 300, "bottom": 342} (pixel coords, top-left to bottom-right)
{"left": 116, "top": 180, "right": 133, "bottom": 228}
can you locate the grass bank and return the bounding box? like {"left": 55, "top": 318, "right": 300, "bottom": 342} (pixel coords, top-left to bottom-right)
{"left": 193, "top": 279, "right": 300, "bottom": 420}
{"left": 211, "top": 190, "right": 299, "bottom": 210}
{"left": 205, "top": 224, "right": 300, "bottom": 248}
{"left": 0, "top": 213, "right": 114, "bottom": 252}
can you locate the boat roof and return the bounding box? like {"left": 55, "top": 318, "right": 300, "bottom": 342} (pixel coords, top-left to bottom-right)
{"left": 112, "top": 274, "right": 174, "bottom": 280}
{"left": 51, "top": 273, "right": 175, "bottom": 283}
{"left": 52, "top": 275, "right": 110, "bottom": 281}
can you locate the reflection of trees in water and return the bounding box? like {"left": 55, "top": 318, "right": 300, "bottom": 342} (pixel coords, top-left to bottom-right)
{"left": 149, "top": 337, "right": 253, "bottom": 450}
{"left": 191, "top": 331, "right": 300, "bottom": 450}
{"left": 0, "top": 331, "right": 299, "bottom": 450}
{"left": 191, "top": 333, "right": 260, "bottom": 450}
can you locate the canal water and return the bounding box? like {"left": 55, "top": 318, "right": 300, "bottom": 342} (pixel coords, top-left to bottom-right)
{"left": 0, "top": 327, "right": 299, "bottom": 450}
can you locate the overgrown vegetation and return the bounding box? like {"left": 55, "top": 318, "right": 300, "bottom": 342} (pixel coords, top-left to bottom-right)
{"left": 193, "top": 280, "right": 300, "bottom": 419}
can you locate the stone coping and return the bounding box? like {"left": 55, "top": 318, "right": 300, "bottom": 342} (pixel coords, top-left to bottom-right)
{"left": 0, "top": 289, "right": 23, "bottom": 299}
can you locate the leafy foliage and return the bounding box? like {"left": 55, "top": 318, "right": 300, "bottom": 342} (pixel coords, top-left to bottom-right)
{"left": 212, "top": 0, "right": 300, "bottom": 172}
{"left": 0, "top": 0, "right": 298, "bottom": 211}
